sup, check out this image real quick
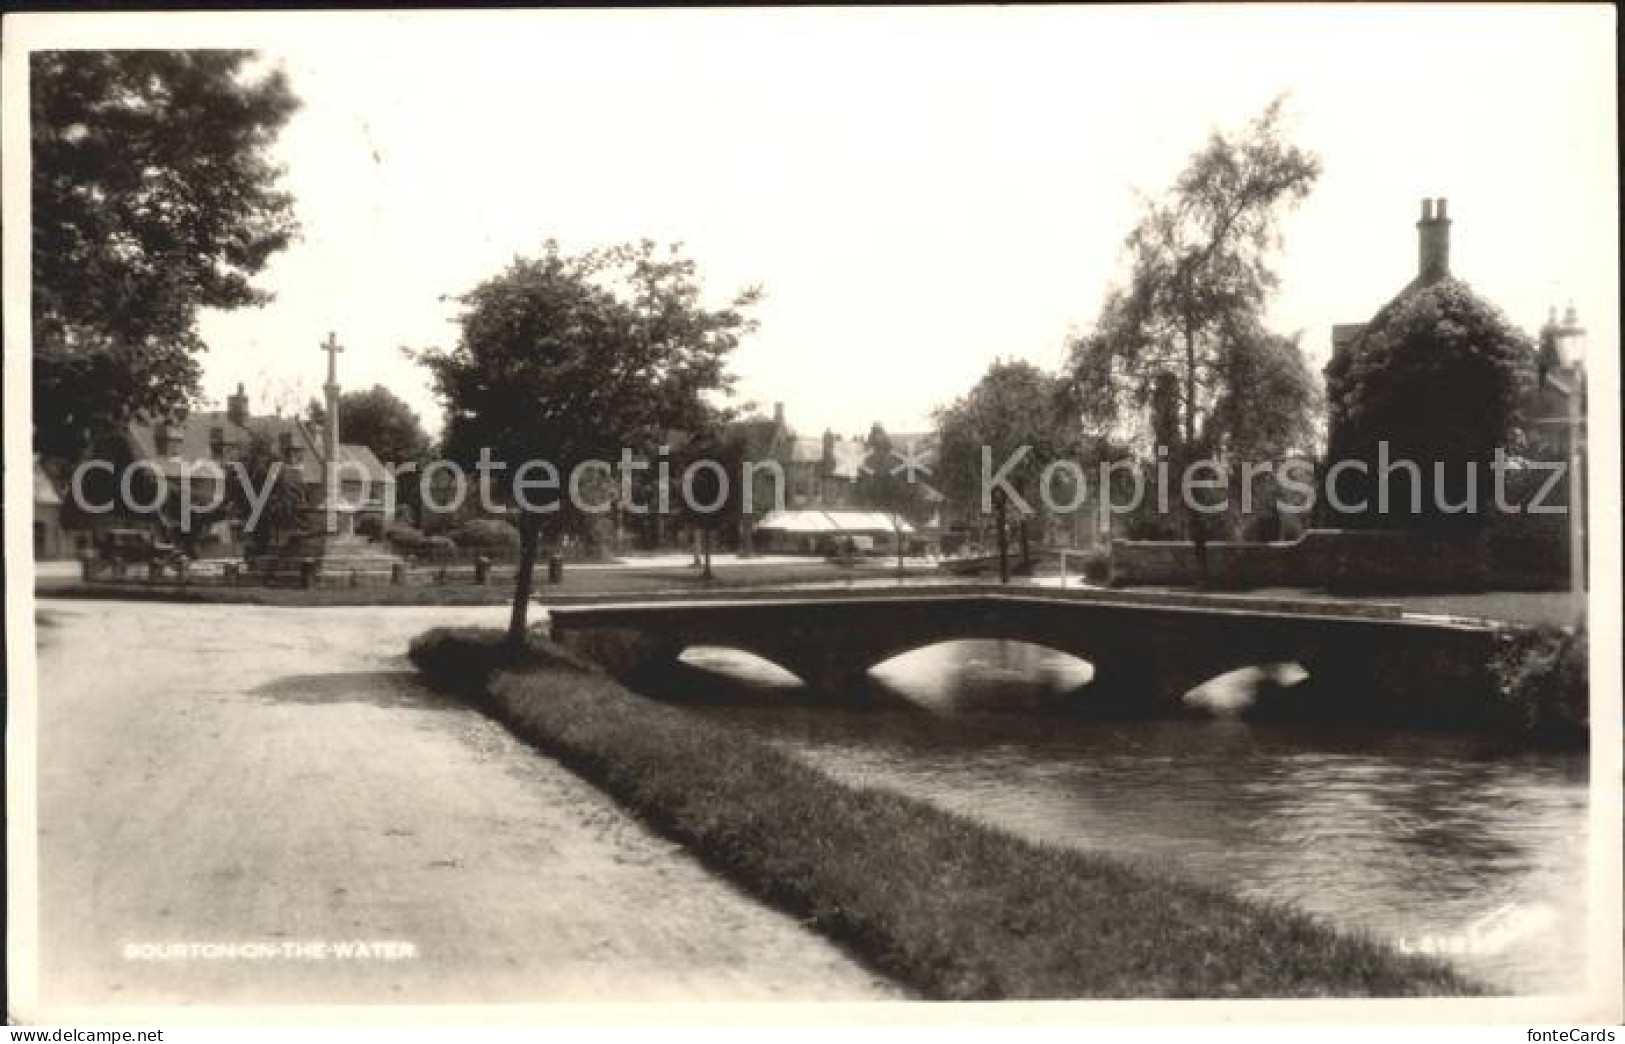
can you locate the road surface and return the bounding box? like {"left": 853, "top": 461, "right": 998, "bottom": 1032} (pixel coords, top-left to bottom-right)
{"left": 26, "top": 599, "right": 897, "bottom": 1008}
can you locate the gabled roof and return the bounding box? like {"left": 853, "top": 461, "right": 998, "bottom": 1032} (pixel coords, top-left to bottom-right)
{"left": 34, "top": 456, "right": 61, "bottom": 506}
{"left": 723, "top": 416, "right": 783, "bottom": 461}
{"left": 332, "top": 443, "right": 393, "bottom": 485}
{"left": 781, "top": 436, "right": 821, "bottom": 464}
{"left": 128, "top": 411, "right": 394, "bottom": 485}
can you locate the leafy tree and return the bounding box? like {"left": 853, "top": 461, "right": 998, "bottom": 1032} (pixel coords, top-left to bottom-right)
{"left": 667, "top": 414, "right": 750, "bottom": 581}
{"left": 32, "top": 50, "right": 300, "bottom": 460}
{"left": 934, "top": 360, "right": 1075, "bottom": 583}
{"left": 231, "top": 432, "right": 309, "bottom": 554}
{"left": 335, "top": 385, "right": 432, "bottom": 465}
{"left": 1323, "top": 280, "right": 1536, "bottom": 528}
{"left": 1180, "top": 316, "right": 1318, "bottom": 464}
{"left": 853, "top": 423, "right": 933, "bottom": 574}
{"left": 449, "top": 518, "right": 522, "bottom": 552}
{"left": 418, "top": 240, "right": 760, "bottom": 645}
{"left": 1068, "top": 97, "right": 1319, "bottom": 579}
{"left": 307, "top": 386, "right": 430, "bottom": 467}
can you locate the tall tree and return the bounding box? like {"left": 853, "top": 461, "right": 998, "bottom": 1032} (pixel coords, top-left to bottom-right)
{"left": 329, "top": 386, "right": 432, "bottom": 466}
{"left": 934, "top": 361, "right": 1074, "bottom": 583}
{"left": 418, "top": 240, "right": 760, "bottom": 645}
{"left": 853, "top": 423, "right": 933, "bottom": 575}
{"left": 1068, "top": 97, "right": 1319, "bottom": 579}
{"left": 32, "top": 50, "right": 300, "bottom": 460}
{"left": 667, "top": 413, "right": 749, "bottom": 581}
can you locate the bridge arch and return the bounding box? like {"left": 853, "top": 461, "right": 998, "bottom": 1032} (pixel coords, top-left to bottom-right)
{"left": 869, "top": 638, "right": 1095, "bottom": 683}
{"left": 676, "top": 644, "right": 808, "bottom": 687}
{"left": 1181, "top": 661, "right": 1312, "bottom": 715}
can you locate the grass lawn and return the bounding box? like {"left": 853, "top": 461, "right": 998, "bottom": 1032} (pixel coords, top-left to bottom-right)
{"left": 33, "top": 581, "right": 518, "bottom": 607}
{"left": 36, "top": 558, "right": 939, "bottom": 606}
{"left": 1133, "top": 585, "right": 1582, "bottom": 628}
{"left": 409, "top": 626, "right": 1484, "bottom": 1000}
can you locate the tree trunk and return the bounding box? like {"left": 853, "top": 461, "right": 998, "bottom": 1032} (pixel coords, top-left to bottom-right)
{"left": 1183, "top": 319, "right": 1210, "bottom": 587}
{"left": 895, "top": 520, "right": 905, "bottom": 578}
{"left": 1018, "top": 516, "right": 1031, "bottom": 572}
{"left": 701, "top": 527, "right": 713, "bottom": 580}
{"left": 507, "top": 511, "right": 541, "bottom": 648}
{"left": 995, "top": 494, "right": 1010, "bottom": 585}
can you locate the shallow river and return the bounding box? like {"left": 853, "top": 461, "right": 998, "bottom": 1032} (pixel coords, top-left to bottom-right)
{"left": 652, "top": 640, "right": 1589, "bottom": 994}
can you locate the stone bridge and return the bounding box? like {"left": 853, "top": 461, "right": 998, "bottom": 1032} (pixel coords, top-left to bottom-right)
{"left": 546, "top": 585, "right": 1506, "bottom": 719}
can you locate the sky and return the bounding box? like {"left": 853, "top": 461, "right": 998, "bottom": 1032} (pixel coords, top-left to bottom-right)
{"left": 24, "top": 6, "right": 1620, "bottom": 438}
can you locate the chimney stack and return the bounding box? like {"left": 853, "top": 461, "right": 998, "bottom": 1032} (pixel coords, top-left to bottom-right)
{"left": 1417, "top": 196, "right": 1451, "bottom": 284}
{"left": 226, "top": 383, "right": 250, "bottom": 426}
{"left": 773, "top": 402, "right": 785, "bottom": 427}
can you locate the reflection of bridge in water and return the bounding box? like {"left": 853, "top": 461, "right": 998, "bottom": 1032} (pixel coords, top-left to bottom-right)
{"left": 547, "top": 585, "right": 1504, "bottom": 720}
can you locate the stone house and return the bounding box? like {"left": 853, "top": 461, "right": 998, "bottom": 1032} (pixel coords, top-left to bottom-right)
{"left": 33, "top": 456, "right": 68, "bottom": 559}
{"left": 92, "top": 383, "right": 395, "bottom": 555}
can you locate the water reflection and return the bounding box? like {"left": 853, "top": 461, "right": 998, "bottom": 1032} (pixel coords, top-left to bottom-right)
{"left": 656, "top": 641, "right": 1589, "bottom": 994}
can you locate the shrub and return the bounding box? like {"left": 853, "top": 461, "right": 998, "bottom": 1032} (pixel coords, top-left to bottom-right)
{"left": 450, "top": 518, "right": 521, "bottom": 551}
{"left": 380, "top": 521, "right": 427, "bottom": 552}
{"left": 420, "top": 535, "right": 458, "bottom": 558}
{"left": 1077, "top": 550, "right": 1112, "bottom": 585}
{"left": 408, "top": 626, "right": 592, "bottom": 694}
{"left": 356, "top": 515, "right": 384, "bottom": 539}
{"left": 1489, "top": 624, "right": 1588, "bottom": 741}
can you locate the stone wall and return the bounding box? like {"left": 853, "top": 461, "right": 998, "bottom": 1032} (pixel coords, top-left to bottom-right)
{"left": 1111, "top": 524, "right": 1569, "bottom": 592}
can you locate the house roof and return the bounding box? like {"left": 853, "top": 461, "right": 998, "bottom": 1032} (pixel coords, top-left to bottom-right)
{"left": 34, "top": 456, "right": 61, "bottom": 506}
{"left": 129, "top": 411, "right": 394, "bottom": 485}
{"left": 723, "top": 417, "right": 783, "bottom": 460}
{"left": 1331, "top": 324, "right": 1367, "bottom": 352}
{"left": 786, "top": 436, "right": 825, "bottom": 464}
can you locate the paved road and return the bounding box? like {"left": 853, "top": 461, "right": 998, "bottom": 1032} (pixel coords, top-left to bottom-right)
{"left": 27, "top": 600, "right": 897, "bottom": 1008}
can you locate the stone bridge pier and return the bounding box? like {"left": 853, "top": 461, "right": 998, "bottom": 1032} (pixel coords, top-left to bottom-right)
{"left": 548, "top": 589, "right": 1503, "bottom": 722}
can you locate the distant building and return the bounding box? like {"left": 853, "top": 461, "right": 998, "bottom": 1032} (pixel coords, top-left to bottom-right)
{"left": 1317, "top": 196, "right": 1578, "bottom": 588}
{"left": 55, "top": 381, "right": 397, "bottom": 557}
{"left": 753, "top": 509, "right": 918, "bottom": 556}
{"left": 716, "top": 404, "right": 944, "bottom": 555}
{"left": 1530, "top": 303, "right": 1587, "bottom": 461}
{"left": 33, "top": 456, "right": 67, "bottom": 559}
{"left": 1327, "top": 196, "right": 1578, "bottom": 471}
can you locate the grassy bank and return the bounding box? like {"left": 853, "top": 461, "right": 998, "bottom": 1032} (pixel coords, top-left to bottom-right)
{"left": 409, "top": 626, "right": 1482, "bottom": 1000}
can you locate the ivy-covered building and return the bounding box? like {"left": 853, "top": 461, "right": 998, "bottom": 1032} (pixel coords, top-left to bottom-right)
{"left": 1318, "top": 197, "right": 1577, "bottom": 587}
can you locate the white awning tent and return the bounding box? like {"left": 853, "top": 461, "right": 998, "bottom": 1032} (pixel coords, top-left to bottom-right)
{"left": 755, "top": 510, "right": 915, "bottom": 535}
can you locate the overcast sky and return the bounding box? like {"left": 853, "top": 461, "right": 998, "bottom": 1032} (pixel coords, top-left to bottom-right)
{"left": 23, "top": 6, "right": 1620, "bottom": 438}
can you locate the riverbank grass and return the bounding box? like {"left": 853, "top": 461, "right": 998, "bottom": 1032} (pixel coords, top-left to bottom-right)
{"left": 409, "top": 626, "right": 1483, "bottom": 1000}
